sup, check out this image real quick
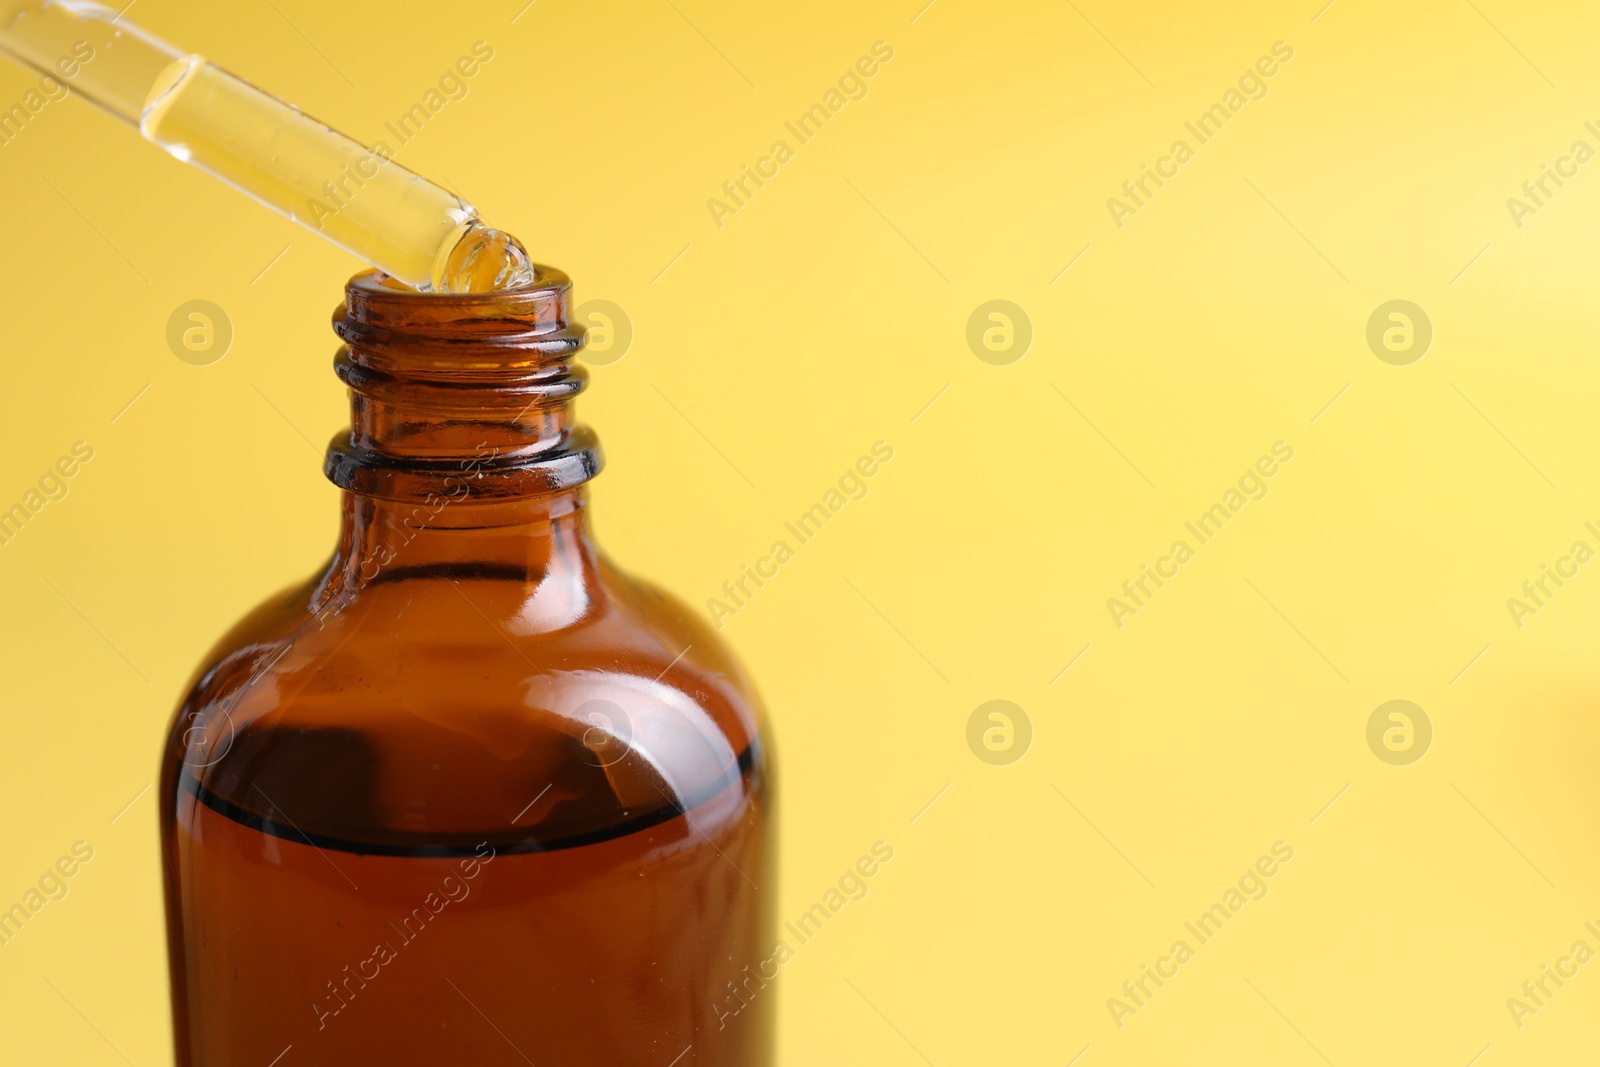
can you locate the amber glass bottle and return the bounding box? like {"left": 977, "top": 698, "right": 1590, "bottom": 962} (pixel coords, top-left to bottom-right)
{"left": 158, "top": 269, "right": 773, "bottom": 1065}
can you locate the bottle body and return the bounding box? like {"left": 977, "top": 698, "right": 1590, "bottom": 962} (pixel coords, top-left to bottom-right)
{"left": 159, "top": 271, "right": 773, "bottom": 1065}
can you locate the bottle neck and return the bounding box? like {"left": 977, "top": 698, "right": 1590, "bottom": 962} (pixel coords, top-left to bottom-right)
{"left": 328, "top": 489, "right": 596, "bottom": 588}
{"left": 315, "top": 268, "right": 602, "bottom": 610}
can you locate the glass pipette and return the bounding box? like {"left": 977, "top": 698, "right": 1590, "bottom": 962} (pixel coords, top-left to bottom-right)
{"left": 0, "top": 1, "right": 535, "bottom": 292}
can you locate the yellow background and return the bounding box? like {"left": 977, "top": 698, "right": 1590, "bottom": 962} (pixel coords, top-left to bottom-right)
{"left": 3, "top": 0, "right": 1600, "bottom": 1062}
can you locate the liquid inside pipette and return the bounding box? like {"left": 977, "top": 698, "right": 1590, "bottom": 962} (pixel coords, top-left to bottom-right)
{"left": 0, "top": 1, "right": 535, "bottom": 293}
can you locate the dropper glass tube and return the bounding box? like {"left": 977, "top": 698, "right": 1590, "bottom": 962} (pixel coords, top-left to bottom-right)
{"left": 0, "top": 1, "right": 534, "bottom": 292}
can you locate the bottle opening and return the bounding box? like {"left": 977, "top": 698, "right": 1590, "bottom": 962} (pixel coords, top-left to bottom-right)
{"left": 326, "top": 268, "right": 601, "bottom": 504}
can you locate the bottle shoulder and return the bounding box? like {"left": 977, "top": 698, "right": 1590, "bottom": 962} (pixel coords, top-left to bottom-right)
{"left": 162, "top": 560, "right": 767, "bottom": 853}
